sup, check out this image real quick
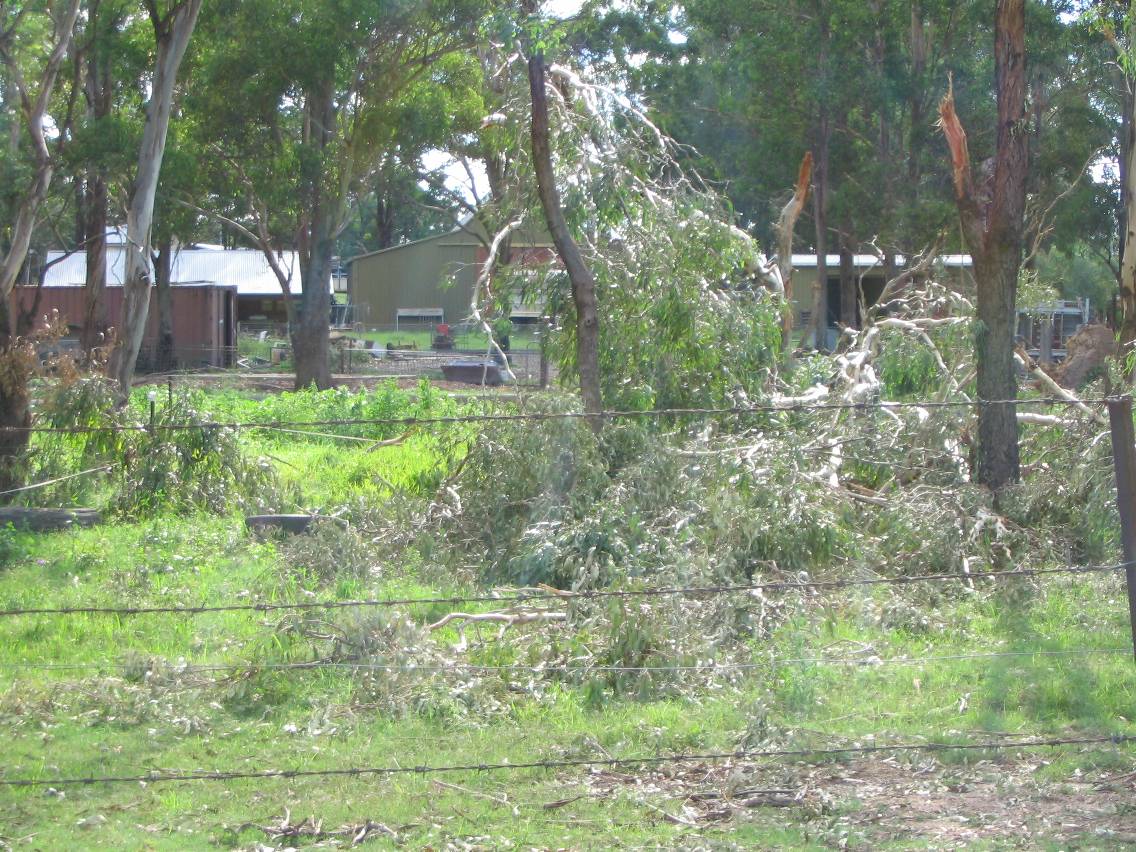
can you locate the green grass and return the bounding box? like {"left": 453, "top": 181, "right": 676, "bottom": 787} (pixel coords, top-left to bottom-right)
{"left": 2, "top": 384, "right": 1134, "bottom": 848}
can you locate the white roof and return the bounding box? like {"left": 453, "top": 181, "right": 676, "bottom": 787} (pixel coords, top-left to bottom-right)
{"left": 790, "top": 253, "right": 972, "bottom": 269}
{"left": 43, "top": 245, "right": 310, "bottom": 296}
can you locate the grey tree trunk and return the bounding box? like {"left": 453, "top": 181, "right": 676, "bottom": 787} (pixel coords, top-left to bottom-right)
{"left": 108, "top": 0, "right": 202, "bottom": 395}
{"left": 527, "top": 50, "right": 602, "bottom": 421}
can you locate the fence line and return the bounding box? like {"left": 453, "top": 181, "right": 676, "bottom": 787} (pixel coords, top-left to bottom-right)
{"left": 2, "top": 647, "right": 1128, "bottom": 676}
{"left": 0, "top": 562, "right": 1122, "bottom": 619}
{"left": 2, "top": 734, "right": 1129, "bottom": 788}
{"left": 0, "top": 465, "right": 112, "bottom": 497}
{"left": 0, "top": 396, "right": 1112, "bottom": 435}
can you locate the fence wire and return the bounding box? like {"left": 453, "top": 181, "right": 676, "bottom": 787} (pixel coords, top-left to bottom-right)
{"left": 0, "top": 396, "right": 1112, "bottom": 435}
{"left": 0, "top": 562, "right": 1123, "bottom": 618}
{"left": 2, "top": 734, "right": 1130, "bottom": 788}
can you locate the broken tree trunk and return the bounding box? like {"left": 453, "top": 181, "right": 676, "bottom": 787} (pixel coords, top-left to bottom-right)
{"left": 937, "top": 0, "right": 1027, "bottom": 490}
{"left": 774, "top": 152, "right": 812, "bottom": 359}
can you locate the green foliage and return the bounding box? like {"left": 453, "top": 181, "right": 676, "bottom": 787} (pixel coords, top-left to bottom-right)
{"left": 23, "top": 378, "right": 278, "bottom": 516}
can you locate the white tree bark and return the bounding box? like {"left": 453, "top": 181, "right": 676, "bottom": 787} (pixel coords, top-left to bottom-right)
{"left": 108, "top": 0, "right": 202, "bottom": 394}
{"left": 0, "top": 0, "right": 82, "bottom": 311}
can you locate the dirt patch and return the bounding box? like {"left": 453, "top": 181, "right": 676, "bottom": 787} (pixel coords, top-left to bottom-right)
{"left": 578, "top": 754, "right": 1136, "bottom": 847}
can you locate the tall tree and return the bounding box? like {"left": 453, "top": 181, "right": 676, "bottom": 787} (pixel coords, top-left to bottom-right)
{"left": 939, "top": 0, "right": 1029, "bottom": 489}
{"left": 0, "top": 0, "right": 82, "bottom": 489}
{"left": 193, "top": 0, "right": 484, "bottom": 390}
{"left": 524, "top": 5, "right": 601, "bottom": 419}
{"left": 107, "top": 0, "right": 201, "bottom": 394}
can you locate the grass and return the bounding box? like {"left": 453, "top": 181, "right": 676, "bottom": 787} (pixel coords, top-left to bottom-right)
{"left": 1, "top": 383, "right": 1134, "bottom": 848}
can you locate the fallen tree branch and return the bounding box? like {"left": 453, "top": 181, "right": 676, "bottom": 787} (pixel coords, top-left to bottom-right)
{"left": 1013, "top": 345, "right": 1107, "bottom": 426}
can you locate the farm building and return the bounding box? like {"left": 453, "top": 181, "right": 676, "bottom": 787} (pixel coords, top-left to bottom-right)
{"left": 349, "top": 223, "right": 553, "bottom": 328}
{"left": 12, "top": 240, "right": 339, "bottom": 368}
{"left": 787, "top": 253, "right": 974, "bottom": 348}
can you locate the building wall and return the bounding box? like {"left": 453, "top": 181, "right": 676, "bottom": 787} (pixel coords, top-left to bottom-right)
{"left": 11, "top": 284, "right": 236, "bottom": 367}
{"left": 349, "top": 225, "right": 555, "bottom": 327}
{"left": 350, "top": 235, "right": 480, "bottom": 326}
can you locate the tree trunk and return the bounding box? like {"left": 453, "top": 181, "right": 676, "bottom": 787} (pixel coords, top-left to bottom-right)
{"left": 154, "top": 239, "right": 175, "bottom": 372}
{"left": 839, "top": 238, "right": 857, "bottom": 328}
{"left": 774, "top": 152, "right": 812, "bottom": 357}
{"left": 1119, "top": 81, "right": 1136, "bottom": 349}
{"left": 0, "top": 297, "right": 31, "bottom": 497}
{"left": 527, "top": 50, "right": 602, "bottom": 420}
{"left": 80, "top": 15, "right": 112, "bottom": 356}
{"left": 808, "top": 15, "right": 832, "bottom": 351}
{"left": 938, "top": 0, "right": 1027, "bottom": 490}
{"left": 80, "top": 175, "right": 108, "bottom": 353}
{"left": 0, "top": 0, "right": 82, "bottom": 491}
{"left": 108, "top": 0, "right": 202, "bottom": 396}
{"left": 291, "top": 237, "right": 333, "bottom": 389}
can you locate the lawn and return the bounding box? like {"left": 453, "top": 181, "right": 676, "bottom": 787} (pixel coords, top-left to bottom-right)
{"left": 1, "top": 382, "right": 1134, "bottom": 849}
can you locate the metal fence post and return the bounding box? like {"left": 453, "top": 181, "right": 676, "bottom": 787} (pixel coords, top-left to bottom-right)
{"left": 1106, "top": 394, "right": 1136, "bottom": 663}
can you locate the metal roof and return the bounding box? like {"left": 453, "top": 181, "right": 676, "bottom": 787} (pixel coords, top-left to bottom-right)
{"left": 43, "top": 246, "right": 316, "bottom": 296}
{"left": 790, "top": 253, "right": 972, "bottom": 269}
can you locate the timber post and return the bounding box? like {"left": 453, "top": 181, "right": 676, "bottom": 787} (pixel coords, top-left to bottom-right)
{"left": 1106, "top": 394, "right": 1136, "bottom": 663}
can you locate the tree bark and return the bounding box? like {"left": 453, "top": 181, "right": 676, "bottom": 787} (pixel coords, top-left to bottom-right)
{"left": 154, "top": 239, "right": 175, "bottom": 371}
{"left": 527, "top": 50, "right": 602, "bottom": 420}
{"left": 1119, "top": 72, "right": 1136, "bottom": 349}
{"left": 808, "top": 13, "right": 832, "bottom": 351}
{"left": 80, "top": 175, "right": 108, "bottom": 353}
{"left": 839, "top": 238, "right": 857, "bottom": 328}
{"left": 108, "top": 0, "right": 202, "bottom": 396}
{"left": 80, "top": 7, "right": 113, "bottom": 355}
{"left": 0, "top": 0, "right": 82, "bottom": 492}
{"left": 774, "top": 152, "right": 812, "bottom": 357}
{"left": 938, "top": 0, "right": 1027, "bottom": 490}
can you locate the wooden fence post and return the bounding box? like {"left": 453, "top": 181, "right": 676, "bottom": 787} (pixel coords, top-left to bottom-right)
{"left": 1106, "top": 395, "right": 1136, "bottom": 663}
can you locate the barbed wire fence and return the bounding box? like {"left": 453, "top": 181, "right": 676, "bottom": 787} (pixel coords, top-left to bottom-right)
{"left": 1, "top": 393, "right": 1135, "bottom": 793}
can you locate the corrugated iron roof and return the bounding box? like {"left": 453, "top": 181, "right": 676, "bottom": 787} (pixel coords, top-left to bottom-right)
{"left": 790, "top": 253, "right": 973, "bottom": 269}
{"left": 43, "top": 246, "right": 316, "bottom": 296}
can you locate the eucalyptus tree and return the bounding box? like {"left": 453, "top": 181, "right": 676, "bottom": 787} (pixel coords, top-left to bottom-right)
{"left": 938, "top": 0, "right": 1028, "bottom": 489}
{"left": 191, "top": 0, "right": 486, "bottom": 390}
{"left": 106, "top": 0, "right": 201, "bottom": 394}
{"left": 0, "top": 0, "right": 82, "bottom": 488}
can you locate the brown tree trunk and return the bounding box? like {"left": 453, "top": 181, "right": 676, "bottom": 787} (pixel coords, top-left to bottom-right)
{"left": 80, "top": 13, "right": 112, "bottom": 356}
{"left": 839, "top": 238, "right": 857, "bottom": 328}
{"left": 80, "top": 175, "right": 108, "bottom": 353}
{"left": 938, "top": 0, "right": 1027, "bottom": 490}
{"left": 808, "top": 11, "right": 832, "bottom": 351}
{"left": 527, "top": 50, "right": 602, "bottom": 420}
{"left": 0, "top": 297, "right": 31, "bottom": 496}
{"left": 154, "top": 239, "right": 175, "bottom": 371}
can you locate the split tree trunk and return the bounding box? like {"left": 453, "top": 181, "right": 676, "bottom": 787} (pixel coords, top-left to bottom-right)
{"left": 527, "top": 49, "right": 602, "bottom": 421}
{"left": 108, "top": 0, "right": 201, "bottom": 396}
{"left": 774, "top": 152, "right": 812, "bottom": 358}
{"left": 938, "top": 0, "right": 1027, "bottom": 490}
